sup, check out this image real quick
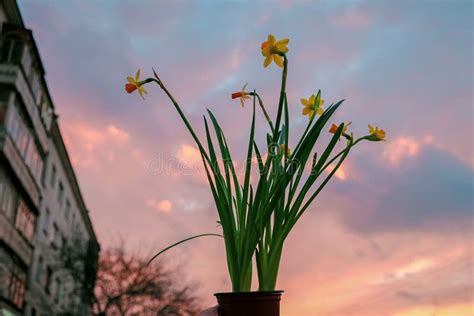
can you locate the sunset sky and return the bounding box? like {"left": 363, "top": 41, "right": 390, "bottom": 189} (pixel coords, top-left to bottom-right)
{"left": 19, "top": 0, "right": 473, "bottom": 315}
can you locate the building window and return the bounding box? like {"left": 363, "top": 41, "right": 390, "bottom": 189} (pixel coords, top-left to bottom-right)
{"left": 0, "top": 246, "right": 27, "bottom": 309}
{"left": 40, "top": 99, "right": 53, "bottom": 131}
{"left": 57, "top": 181, "right": 64, "bottom": 205}
{"left": 0, "top": 173, "right": 36, "bottom": 241}
{"left": 0, "top": 35, "right": 24, "bottom": 64}
{"left": 5, "top": 101, "right": 44, "bottom": 182}
{"left": 35, "top": 255, "right": 43, "bottom": 284}
{"left": 40, "top": 155, "right": 48, "bottom": 187}
{"left": 15, "top": 199, "right": 36, "bottom": 241}
{"left": 6, "top": 103, "right": 30, "bottom": 157}
{"left": 44, "top": 266, "right": 52, "bottom": 294}
{"left": 0, "top": 171, "right": 18, "bottom": 222}
{"left": 54, "top": 277, "right": 61, "bottom": 303}
{"left": 42, "top": 208, "right": 50, "bottom": 236}
{"left": 33, "top": 86, "right": 42, "bottom": 111}
{"left": 30, "top": 73, "right": 42, "bottom": 104}
{"left": 21, "top": 44, "right": 32, "bottom": 79}
{"left": 50, "top": 164, "right": 56, "bottom": 188}
{"left": 0, "top": 90, "right": 11, "bottom": 105}
{"left": 6, "top": 99, "right": 29, "bottom": 157}
{"left": 25, "top": 138, "right": 43, "bottom": 181}
{"left": 65, "top": 199, "right": 71, "bottom": 221}
{"left": 51, "top": 223, "right": 60, "bottom": 248}
{"left": 0, "top": 90, "right": 11, "bottom": 125}
{"left": 17, "top": 125, "right": 29, "bottom": 155}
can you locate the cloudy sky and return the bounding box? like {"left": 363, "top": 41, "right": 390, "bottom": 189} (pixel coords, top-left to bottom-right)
{"left": 19, "top": 0, "right": 472, "bottom": 315}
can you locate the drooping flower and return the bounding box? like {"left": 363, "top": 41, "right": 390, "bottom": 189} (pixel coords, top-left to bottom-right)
{"left": 125, "top": 69, "right": 147, "bottom": 99}
{"left": 231, "top": 83, "right": 251, "bottom": 107}
{"left": 329, "top": 122, "right": 351, "bottom": 141}
{"left": 301, "top": 94, "right": 324, "bottom": 119}
{"left": 329, "top": 122, "right": 351, "bottom": 134}
{"left": 261, "top": 34, "right": 289, "bottom": 68}
{"left": 367, "top": 124, "right": 386, "bottom": 141}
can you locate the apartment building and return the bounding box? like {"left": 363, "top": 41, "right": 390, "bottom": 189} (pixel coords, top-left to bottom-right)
{"left": 0, "top": 1, "right": 99, "bottom": 315}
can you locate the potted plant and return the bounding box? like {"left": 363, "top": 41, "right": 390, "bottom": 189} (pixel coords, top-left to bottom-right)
{"left": 124, "top": 34, "right": 385, "bottom": 316}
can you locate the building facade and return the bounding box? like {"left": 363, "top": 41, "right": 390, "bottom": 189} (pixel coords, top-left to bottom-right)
{"left": 0, "top": 1, "right": 99, "bottom": 315}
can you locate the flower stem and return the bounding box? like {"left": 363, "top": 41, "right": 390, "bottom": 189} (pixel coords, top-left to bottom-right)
{"left": 250, "top": 92, "right": 274, "bottom": 133}
{"left": 144, "top": 77, "right": 210, "bottom": 163}
{"left": 273, "top": 55, "right": 288, "bottom": 139}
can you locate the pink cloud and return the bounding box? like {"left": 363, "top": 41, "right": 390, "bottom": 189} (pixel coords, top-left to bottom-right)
{"left": 326, "top": 162, "right": 353, "bottom": 181}
{"left": 107, "top": 124, "right": 130, "bottom": 143}
{"left": 176, "top": 144, "right": 202, "bottom": 167}
{"left": 383, "top": 136, "right": 420, "bottom": 165}
{"left": 278, "top": 215, "right": 473, "bottom": 315}
{"left": 147, "top": 198, "right": 173, "bottom": 214}
{"left": 393, "top": 303, "right": 473, "bottom": 316}
{"left": 60, "top": 120, "right": 133, "bottom": 169}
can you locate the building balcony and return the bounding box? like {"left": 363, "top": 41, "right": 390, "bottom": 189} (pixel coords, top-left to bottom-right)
{"left": 0, "top": 130, "right": 40, "bottom": 208}
{"left": 0, "top": 63, "right": 48, "bottom": 153}
{"left": 0, "top": 211, "right": 32, "bottom": 266}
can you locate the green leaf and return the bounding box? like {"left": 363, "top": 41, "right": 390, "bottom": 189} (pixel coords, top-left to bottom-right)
{"left": 147, "top": 233, "right": 223, "bottom": 265}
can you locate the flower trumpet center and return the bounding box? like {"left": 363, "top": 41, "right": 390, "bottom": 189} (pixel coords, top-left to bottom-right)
{"left": 125, "top": 83, "right": 138, "bottom": 93}
{"left": 232, "top": 92, "right": 244, "bottom": 99}
{"left": 329, "top": 124, "right": 339, "bottom": 134}
{"left": 270, "top": 46, "right": 280, "bottom": 54}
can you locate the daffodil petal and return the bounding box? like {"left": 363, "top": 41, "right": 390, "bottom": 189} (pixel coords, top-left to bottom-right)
{"left": 264, "top": 55, "right": 272, "bottom": 68}
{"left": 273, "top": 54, "right": 284, "bottom": 67}
{"left": 275, "top": 38, "right": 289, "bottom": 53}
{"left": 302, "top": 107, "right": 313, "bottom": 116}
{"left": 135, "top": 69, "right": 141, "bottom": 81}
{"left": 127, "top": 77, "right": 136, "bottom": 84}
{"left": 275, "top": 38, "right": 289, "bottom": 47}
{"left": 368, "top": 124, "right": 375, "bottom": 134}
{"left": 138, "top": 85, "right": 147, "bottom": 92}
{"left": 278, "top": 46, "right": 289, "bottom": 54}
{"left": 268, "top": 34, "right": 276, "bottom": 44}
{"left": 317, "top": 106, "right": 324, "bottom": 115}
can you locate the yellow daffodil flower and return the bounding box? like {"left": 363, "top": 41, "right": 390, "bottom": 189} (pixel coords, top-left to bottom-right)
{"left": 368, "top": 124, "right": 386, "bottom": 141}
{"left": 231, "top": 83, "right": 251, "bottom": 107}
{"left": 125, "top": 69, "right": 147, "bottom": 99}
{"left": 301, "top": 94, "right": 324, "bottom": 119}
{"left": 261, "top": 34, "right": 289, "bottom": 68}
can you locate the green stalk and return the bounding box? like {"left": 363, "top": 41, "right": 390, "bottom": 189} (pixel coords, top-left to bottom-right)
{"left": 250, "top": 92, "right": 274, "bottom": 133}
{"left": 148, "top": 77, "right": 210, "bottom": 164}
{"left": 273, "top": 55, "right": 288, "bottom": 139}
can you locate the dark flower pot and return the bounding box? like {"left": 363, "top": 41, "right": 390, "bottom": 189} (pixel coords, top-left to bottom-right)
{"left": 214, "top": 291, "right": 283, "bottom": 316}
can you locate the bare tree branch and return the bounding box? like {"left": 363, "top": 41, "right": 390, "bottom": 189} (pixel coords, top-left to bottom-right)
{"left": 91, "top": 244, "right": 200, "bottom": 316}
